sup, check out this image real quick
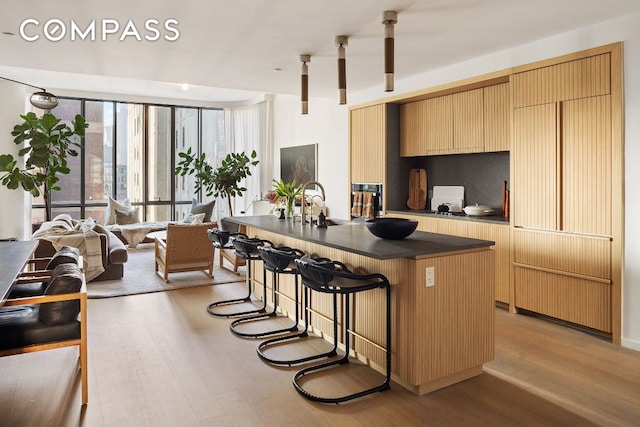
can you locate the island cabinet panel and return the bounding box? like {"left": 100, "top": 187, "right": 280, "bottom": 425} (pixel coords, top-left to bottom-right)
{"left": 350, "top": 103, "right": 386, "bottom": 184}
{"left": 512, "top": 53, "right": 610, "bottom": 108}
{"left": 240, "top": 223, "right": 495, "bottom": 395}
{"left": 452, "top": 88, "right": 484, "bottom": 153}
{"left": 483, "top": 83, "right": 510, "bottom": 152}
{"left": 393, "top": 213, "right": 511, "bottom": 305}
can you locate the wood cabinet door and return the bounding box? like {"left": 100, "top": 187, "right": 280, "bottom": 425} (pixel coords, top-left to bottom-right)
{"left": 350, "top": 104, "right": 385, "bottom": 183}
{"left": 561, "top": 95, "right": 612, "bottom": 236}
{"left": 452, "top": 89, "right": 484, "bottom": 153}
{"left": 400, "top": 101, "right": 426, "bottom": 157}
{"left": 425, "top": 95, "right": 453, "bottom": 154}
{"left": 483, "top": 83, "right": 510, "bottom": 152}
{"left": 513, "top": 103, "right": 557, "bottom": 230}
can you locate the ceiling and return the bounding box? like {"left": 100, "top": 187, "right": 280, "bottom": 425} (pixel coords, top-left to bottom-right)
{"left": 1, "top": 0, "right": 639, "bottom": 103}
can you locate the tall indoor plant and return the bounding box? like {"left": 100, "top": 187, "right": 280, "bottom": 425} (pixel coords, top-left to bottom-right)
{"left": 175, "top": 148, "right": 259, "bottom": 216}
{"left": 0, "top": 112, "right": 87, "bottom": 222}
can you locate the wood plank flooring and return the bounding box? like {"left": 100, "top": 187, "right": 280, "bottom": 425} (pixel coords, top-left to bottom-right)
{"left": 0, "top": 281, "right": 639, "bottom": 426}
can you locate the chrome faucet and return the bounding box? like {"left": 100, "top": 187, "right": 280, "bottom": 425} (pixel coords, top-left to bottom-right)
{"left": 301, "top": 181, "right": 326, "bottom": 225}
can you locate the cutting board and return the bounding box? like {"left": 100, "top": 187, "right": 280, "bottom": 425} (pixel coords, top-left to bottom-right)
{"left": 407, "top": 168, "right": 427, "bottom": 210}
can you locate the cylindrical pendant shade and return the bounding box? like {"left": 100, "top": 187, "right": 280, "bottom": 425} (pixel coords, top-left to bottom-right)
{"left": 336, "top": 36, "right": 348, "bottom": 105}
{"left": 300, "top": 54, "right": 310, "bottom": 115}
{"left": 382, "top": 11, "right": 398, "bottom": 92}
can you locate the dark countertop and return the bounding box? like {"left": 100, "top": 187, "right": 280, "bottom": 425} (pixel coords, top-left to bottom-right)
{"left": 226, "top": 215, "right": 494, "bottom": 260}
{"left": 388, "top": 209, "right": 510, "bottom": 225}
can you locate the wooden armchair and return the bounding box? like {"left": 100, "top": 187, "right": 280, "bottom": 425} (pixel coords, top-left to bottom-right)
{"left": 0, "top": 263, "right": 88, "bottom": 405}
{"left": 154, "top": 223, "right": 215, "bottom": 283}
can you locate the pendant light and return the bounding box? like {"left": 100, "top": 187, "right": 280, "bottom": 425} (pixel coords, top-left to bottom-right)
{"left": 0, "top": 76, "right": 59, "bottom": 109}
{"left": 336, "top": 36, "right": 348, "bottom": 104}
{"left": 382, "top": 10, "right": 398, "bottom": 92}
{"left": 300, "top": 54, "right": 311, "bottom": 115}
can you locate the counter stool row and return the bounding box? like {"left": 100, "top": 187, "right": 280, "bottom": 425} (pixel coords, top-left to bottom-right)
{"left": 207, "top": 228, "right": 392, "bottom": 403}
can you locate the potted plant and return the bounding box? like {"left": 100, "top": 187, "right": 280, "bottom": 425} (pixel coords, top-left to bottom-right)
{"left": 175, "top": 148, "right": 259, "bottom": 216}
{"left": 272, "top": 178, "right": 302, "bottom": 219}
{"left": 0, "top": 112, "right": 87, "bottom": 222}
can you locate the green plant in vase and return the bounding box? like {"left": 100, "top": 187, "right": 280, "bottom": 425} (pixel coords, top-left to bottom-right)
{"left": 272, "top": 178, "right": 302, "bottom": 219}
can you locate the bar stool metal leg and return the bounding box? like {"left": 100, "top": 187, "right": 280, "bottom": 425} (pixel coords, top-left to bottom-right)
{"left": 207, "top": 234, "right": 270, "bottom": 318}
{"left": 230, "top": 246, "right": 304, "bottom": 339}
{"left": 291, "top": 256, "right": 392, "bottom": 403}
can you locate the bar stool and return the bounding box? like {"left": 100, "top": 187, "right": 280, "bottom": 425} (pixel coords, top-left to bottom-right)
{"left": 292, "top": 255, "right": 391, "bottom": 404}
{"left": 207, "top": 232, "right": 271, "bottom": 318}
{"left": 257, "top": 253, "right": 339, "bottom": 366}
{"left": 229, "top": 245, "right": 304, "bottom": 339}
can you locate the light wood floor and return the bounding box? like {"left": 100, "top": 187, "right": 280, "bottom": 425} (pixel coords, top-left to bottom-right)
{"left": 1, "top": 281, "right": 639, "bottom": 426}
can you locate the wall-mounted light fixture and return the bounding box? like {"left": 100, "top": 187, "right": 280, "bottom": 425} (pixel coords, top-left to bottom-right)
{"left": 0, "top": 76, "right": 59, "bottom": 109}
{"left": 300, "top": 54, "right": 311, "bottom": 115}
{"left": 382, "top": 10, "right": 398, "bottom": 92}
{"left": 336, "top": 35, "right": 348, "bottom": 105}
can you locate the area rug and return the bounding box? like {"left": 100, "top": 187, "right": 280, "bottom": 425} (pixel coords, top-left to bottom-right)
{"left": 87, "top": 244, "right": 245, "bottom": 298}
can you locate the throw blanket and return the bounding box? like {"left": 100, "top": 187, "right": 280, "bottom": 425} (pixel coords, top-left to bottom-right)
{"left": 32, "top": 218, "right": 105, "bottom": 281}
{"left": 107, "top": 222, "right": 170, "bottom": 248}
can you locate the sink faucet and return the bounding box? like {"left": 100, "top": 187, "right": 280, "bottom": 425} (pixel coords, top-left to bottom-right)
{"left": 301, "top": 181, "right": 326, "bottom": 225}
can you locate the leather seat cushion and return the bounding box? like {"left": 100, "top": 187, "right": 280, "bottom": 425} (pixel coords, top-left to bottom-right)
{"left": 39, "top": 264, "right": 83, "bottom": 326}
{"left": 0, "top": 305, "right": 80, "bottom": 350}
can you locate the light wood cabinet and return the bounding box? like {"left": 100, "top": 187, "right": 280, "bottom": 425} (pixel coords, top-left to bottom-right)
{"left": 350, "top": 104, "right": 385, "bottom": 184}
{"left": 400, "top": 96, "right": 453, "bottom": 156}
{"left": 513, "top": 95, "right": 612, "bottom": 236}
{"left": 512, "top": 53, "right": 611, "bottom": 107}
{"left": 483, "top": 83, "right": 510, "bottom": 152}
{"left": 393, "top": 213, "right": 510, "bottom": 304}
{"left": 452, "top": 89, "right": 484, "bottom": 153}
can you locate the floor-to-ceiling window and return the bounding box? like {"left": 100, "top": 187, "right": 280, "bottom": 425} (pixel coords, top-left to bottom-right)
{"left": 31, "top": 97, "right": 224, "bottom": 224}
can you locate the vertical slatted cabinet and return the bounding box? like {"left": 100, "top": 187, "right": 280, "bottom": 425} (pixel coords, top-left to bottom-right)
{"left": 511, "top": 50, "right": 618, "bottom": 336}
{"left": 350, "top": 103, "right": 386, "bottom": 184}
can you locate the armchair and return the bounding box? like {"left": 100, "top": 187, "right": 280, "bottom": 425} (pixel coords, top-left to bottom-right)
{"left": 0, "top": 263, "right": 88, "bottom": 405}
{"left": 154, "top": 223, "right": 215, "bottom": 283}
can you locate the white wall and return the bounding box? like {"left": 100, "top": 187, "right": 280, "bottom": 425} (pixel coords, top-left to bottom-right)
{"left": 0, "top": 81, "right": 30, "bottom": 240}
{"left": 350, "top": 12, "right": 640, "bottom": 350}
{"left": 271, "top": 94, "right": 349, "bottom": 219}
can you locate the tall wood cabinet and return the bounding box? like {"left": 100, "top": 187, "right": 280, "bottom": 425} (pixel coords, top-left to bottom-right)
{"left": 511, "top": 49, "right": 620, "bottom": 337}
{"left": 350, "top": 103, "right": 385, "bottom": 184}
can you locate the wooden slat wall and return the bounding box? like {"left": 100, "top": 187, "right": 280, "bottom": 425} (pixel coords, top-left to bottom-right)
{"left": 483, "top": 83, "right": 510, "bottom": 152}
{"left": 513, "top": 103, "right": 557, "bottom": 229}
{"left": 514, "top": 267, "right": 611, "bottom": 332}
{"left": 350, "top": 104, "right": 385, "bottom": 183}
{"left": 512, "top": 53, "right": 611, "bottom": 107}
{"left": 246, "top": 227, "right": 495, "bottom": 392}
{"left": 452, "top": 89, "right": 484, "bottom": 152}
{"left": 562, "top": 95, "right": 612, "bottom": 236}
{"left": 513, "top": 228, "right": 611, "bottom": 279}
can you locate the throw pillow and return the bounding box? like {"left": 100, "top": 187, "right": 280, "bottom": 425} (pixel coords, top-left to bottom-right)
{"left": 115, "top": 208, "right": 140, "bottom": 225}
{"left": 106, "top": 197, "right": 133, "bottom": 225}
{"left": 190, "top": 199, "right": 215, "bottom": 223}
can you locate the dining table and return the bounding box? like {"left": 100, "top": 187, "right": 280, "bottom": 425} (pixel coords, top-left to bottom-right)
{"left": 0, "top": 240, "right": 39, "bottom": 306}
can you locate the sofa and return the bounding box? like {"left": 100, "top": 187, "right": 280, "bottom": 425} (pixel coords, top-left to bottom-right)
{"left": 32, "top": 215, "right": 128, "bottom": 281}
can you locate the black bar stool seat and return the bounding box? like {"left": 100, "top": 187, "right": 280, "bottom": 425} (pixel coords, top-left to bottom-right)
{"left": 291, "top": 256, "right": 392, "bottom": 404}
{"left": 207, "top": 232, "right": 271, "bottom": 318}
{"left": 230, "top": 245, "right": 304, "bottom": 339}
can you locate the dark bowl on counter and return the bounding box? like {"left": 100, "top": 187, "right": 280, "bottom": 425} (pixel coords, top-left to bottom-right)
{"left": 365, "top": 217, "right": 418, "bottom": 240}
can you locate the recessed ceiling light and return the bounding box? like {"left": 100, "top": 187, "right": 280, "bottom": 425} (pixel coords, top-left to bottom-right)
{"left": 181, "top": 83, "right": 189, "bottom": 91}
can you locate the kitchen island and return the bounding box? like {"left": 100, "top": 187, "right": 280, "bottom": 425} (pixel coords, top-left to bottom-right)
{"left": 227, "top": 215, "right": 495, "bottom": 395}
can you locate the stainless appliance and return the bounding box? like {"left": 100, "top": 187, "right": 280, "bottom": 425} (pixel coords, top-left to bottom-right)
{"left": 351, "top": 183, "right": 383, "bottom": 219}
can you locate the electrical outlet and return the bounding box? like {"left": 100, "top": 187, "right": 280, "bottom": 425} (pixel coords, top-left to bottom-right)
{"left": 425, "top": 266, "right": 435, "bottom": 287}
